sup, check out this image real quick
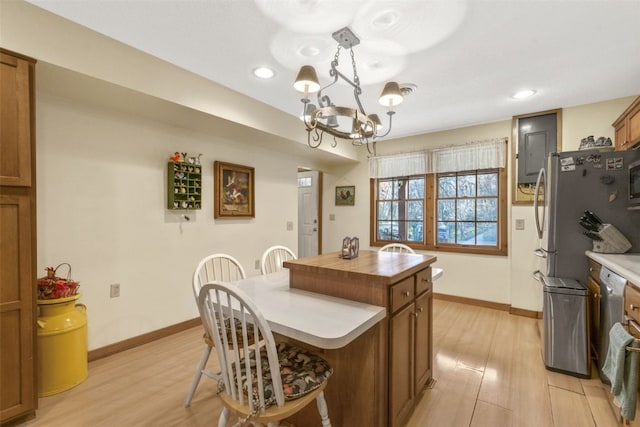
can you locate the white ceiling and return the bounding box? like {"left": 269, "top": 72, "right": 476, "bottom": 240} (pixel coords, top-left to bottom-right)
{"left": 25, "top": 0, "right": 640, "bottom": 140}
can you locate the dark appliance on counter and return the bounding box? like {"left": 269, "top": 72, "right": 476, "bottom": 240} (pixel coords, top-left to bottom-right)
{"left": 532, "top": 149, "right": 640, "bottom": 377}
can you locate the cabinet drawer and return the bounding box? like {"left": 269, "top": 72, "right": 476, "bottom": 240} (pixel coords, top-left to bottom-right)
{"left": 588, "top": 260, "right": 602, "bottom": 282}
{"left": 390, "top": 277, "right": 415, "bottom": 314}
{"left": 625, "top": 284, "right": 640, "bottom": 324}
{"left": 416, "top": 268, "right": 432, "bottom": 295}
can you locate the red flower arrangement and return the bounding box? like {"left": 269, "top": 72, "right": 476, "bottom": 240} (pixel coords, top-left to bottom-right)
{"left": 37, "top": 264, "right": 80, "bottom": 300}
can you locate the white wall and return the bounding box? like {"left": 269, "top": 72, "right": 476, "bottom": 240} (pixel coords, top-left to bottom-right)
{"left": 35, "top": 89, "right": 316, "bottom": 350}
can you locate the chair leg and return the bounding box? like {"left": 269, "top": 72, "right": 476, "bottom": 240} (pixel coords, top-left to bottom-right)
{"left": 218, "top": 407, "right": 230, "bottom": 427}
{"left": 316, "top": 391, "right": 331, "bottom": 427}
{"left": 184, "top": 345, "right": 212, "bottom": 407}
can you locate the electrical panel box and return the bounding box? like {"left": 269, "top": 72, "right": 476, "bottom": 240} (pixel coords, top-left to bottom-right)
{"left": 517, "top": 113, "right": 557, "bottom": 184}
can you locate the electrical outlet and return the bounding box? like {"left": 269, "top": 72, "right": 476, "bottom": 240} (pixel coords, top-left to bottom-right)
{"left": 255, "top": 260, "right": 260, "bottom": 270}
{"left": 110, "top": 283, "right": 120, "bottom": 298}
{"left": 515, "top": 219, "right": 525, "bottom": 230}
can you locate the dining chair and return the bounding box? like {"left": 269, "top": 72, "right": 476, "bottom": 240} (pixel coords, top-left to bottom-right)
{"left": 198, "top": 281, "right": 332, "bottom": 427}
{"left": 379, "top": 243, "right": 416, "bottom": 254}
{"left": 260, "top": 245, "right": 297, "bottom": 275}
{"left": 380, "top": 244, "right": 445, "bottom": 283}
{"left": 184, "top": 253, "right": 247, "bottom": 407}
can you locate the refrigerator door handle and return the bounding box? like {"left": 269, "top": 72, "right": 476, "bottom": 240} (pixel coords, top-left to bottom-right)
{"left": 533, "top": 248, "right": 547, "bottom": 258}
{"left": 533, "top": 168, "right": 546, "bottom": 239}
{"left": 532, "top": 270, "right": 544, "bottom": 282}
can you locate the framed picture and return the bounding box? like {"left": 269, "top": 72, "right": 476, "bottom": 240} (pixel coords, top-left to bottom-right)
{"left": 335, "top": 185, "right": 355, "bottom": 206}
{"left": 214, "top": 161, "right": 255, "bottom": 218}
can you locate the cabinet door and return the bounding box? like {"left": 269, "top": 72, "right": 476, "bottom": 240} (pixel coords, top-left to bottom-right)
{"left": 414, "top": 291, "right": 432, "bottom": 393}
{"left": 389, "top": 302, "right": 414, "bottom": 427}
{"left": 614, "top": 122, "right": 628, "bottom": 151}
{"left": 628, "top": 102, "right": 640, "bottom": 148}
{"left": 0, "top": 52, "right": 32, "bottom": 187}
{"left": 0, "top": 193, "right": 36, "bottom": 422}
{"left": 586, "top": 276, "right": 601, "bottom": 363}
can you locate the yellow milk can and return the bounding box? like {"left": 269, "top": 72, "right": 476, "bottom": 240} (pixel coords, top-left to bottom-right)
{"left": 37, "top": 294, "right": 88, "bottom": 396}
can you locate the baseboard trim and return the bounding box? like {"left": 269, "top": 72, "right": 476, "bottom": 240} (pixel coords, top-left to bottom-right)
{"left": 509, "top": 306, "right": 543, "bottom": 319}
{"left": 88, "top": 317, "right": 201, "bottom": 362}
{"left": 433, "top": 293, "right": 542, "bottom": 318}
{"left": 434, "top": 293, "right": 510, "bottom": 312}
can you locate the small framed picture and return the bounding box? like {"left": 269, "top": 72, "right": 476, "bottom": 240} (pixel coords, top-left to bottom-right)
{"left": 335, "top": 185, "right": 355, "bottom": 206}
{"left": 214, "top": 161, "right": 255, "bottom": 218}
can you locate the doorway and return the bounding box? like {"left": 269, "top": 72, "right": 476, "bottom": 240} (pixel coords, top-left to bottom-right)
{"left": 297, "top": 169, "right": 322, "bottom": 257}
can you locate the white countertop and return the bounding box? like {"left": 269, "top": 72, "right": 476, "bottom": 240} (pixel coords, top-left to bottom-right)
{"left": 230, "top": 270, "right": 387, "bottom": 350}
{"left": 586, "top": 251, "right": 640, "bottom": 285}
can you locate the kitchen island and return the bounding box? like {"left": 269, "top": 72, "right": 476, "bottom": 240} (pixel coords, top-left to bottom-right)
{"left": 283, "top": 250, "right": 437, "bottom": 427}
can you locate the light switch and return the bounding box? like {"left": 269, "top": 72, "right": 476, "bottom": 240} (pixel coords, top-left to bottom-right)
{"left": 286, "top": 221, "right": 294, "bottom": 231}
{"left": 329, "top": 214, "right": 335, "bottom": 221}
{"left": 515, "top": 219, "right": 525, "bottom": 230}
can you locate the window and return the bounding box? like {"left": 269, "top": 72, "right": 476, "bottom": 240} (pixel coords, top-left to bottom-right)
{"left": 298, "top": 176, "right": 312, "bottom": 187}
{"left": 436, "top": 170, "right": 499, "bottom": 246}
{"left": 376, "top": 176, "right": 424, "bottom": 242}
{"left": 371, "top": 168, "right": 507, "bottom": 256}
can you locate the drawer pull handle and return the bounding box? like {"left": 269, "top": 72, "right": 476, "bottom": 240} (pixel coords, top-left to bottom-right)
{"left": 421, "top": 277, "right": 429, "bottom": 283}
{"left": 631, "top": 304, "right": 639, "bottom": 311}
{"left": 402, "top": 291, "right": 410, "bottom": 297}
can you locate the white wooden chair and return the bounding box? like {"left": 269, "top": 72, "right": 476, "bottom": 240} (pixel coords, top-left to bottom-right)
{"left": 379, "top": 244, "right": 445, "bottom": 282}
{"left": 184, "top": 253, "right": 247, "bottom": 407}
{"left": 379, "top": 243, "right": 416, "bottom": 254}
{"left": 198, "top": 281, "right": 332, "bottom": 427}
{"left": 260, "top": 245, "right": 297, "bottom": 275}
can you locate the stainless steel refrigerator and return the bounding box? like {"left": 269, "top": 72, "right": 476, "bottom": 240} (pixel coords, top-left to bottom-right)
{"left": 533, "top": 149, "right": 640, "bottom": 283}
{"left": 532, "top": 149, "right": 640, "bottom": 377}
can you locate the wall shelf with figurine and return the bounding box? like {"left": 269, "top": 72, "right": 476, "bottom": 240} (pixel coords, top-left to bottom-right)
{"left": 167, "top": 152, "right": 202, "bottom": 210}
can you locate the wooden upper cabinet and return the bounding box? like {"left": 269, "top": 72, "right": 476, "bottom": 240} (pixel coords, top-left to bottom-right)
{"left": 0, "top": 51, "right": 33, "bottom": 187}
{"left": 612, "top": 96, "right": 640, "bottom": 151}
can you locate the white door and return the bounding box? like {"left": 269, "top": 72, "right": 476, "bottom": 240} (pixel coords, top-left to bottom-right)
{"left": 298, "top": 170, "right": 320, "bottom": 258}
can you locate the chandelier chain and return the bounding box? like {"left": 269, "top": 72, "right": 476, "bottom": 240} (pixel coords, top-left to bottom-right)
{"left": 350, "top": 48, "right": 360, "bottom": 88}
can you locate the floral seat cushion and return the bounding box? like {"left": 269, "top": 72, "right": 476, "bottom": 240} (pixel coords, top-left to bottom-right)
{"left": 218, "top": 342, "right": 333, "bottom": 408}
{"left": 204, "top": 316, "right": 255, "bottom": 347}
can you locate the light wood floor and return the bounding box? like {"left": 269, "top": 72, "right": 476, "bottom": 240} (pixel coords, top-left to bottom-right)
{"left": 22, "top": 299, "right": 621, "bottom": 427}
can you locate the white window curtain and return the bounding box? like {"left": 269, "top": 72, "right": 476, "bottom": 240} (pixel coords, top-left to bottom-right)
{"left": 369, "top": 151, "right": 429, "bottom": 179}
{"left": 431, "top": 138, "right": 507, "bottom": 173}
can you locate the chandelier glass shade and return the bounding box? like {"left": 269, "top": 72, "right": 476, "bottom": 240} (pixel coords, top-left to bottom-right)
{"left": 293, "top": 27, "right": 404, "bottom": 155}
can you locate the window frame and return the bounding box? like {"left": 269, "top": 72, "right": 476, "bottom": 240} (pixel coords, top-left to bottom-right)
{"left": 370, "top": 168, "right": 508, "bottom": 256}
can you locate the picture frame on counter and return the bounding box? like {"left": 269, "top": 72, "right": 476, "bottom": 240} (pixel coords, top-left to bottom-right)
{"left": 214, "top": 161, "right": 255, "bottom": 218}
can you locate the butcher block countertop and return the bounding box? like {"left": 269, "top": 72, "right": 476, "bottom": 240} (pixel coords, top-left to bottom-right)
{"left": 283, "top": 250, "right": 437, "bottom": 285}
{"left": 283, "top": 250, "right": 437, "bottom": 307}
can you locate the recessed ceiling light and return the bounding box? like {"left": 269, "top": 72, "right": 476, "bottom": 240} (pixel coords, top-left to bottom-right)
{"left": 253, "top": 67, "right": 275, "bottom": 79}
{"left": 512, "top": 89, "right": 536, "bottom": 99}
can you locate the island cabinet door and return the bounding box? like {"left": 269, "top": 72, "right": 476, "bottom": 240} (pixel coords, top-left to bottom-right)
{"left": 414, "top": 290, "right": 433, "bottom": 393}
{"left": 389, "top": 302, "right": 415, "bottom": 427}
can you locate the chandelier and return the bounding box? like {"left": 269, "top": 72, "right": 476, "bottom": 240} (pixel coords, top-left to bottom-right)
{"left": 293, "top": 27, "right": 406, "bottom": 155}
